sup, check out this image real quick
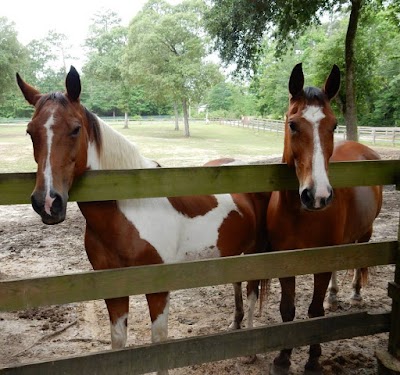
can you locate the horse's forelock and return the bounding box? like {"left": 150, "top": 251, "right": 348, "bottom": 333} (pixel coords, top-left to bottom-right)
{"left": 303, "top": 87, "right": 328, "bottom": 106}
{"left": 36, "top": 92, "right": 68, "bottom": 111}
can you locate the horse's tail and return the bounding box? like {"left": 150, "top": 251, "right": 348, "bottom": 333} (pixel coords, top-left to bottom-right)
{"left": 360, "top": 267, "right": 369, "bottom": 286}
{"left": 259, "top": 279, "right": 271, "bottom": 313}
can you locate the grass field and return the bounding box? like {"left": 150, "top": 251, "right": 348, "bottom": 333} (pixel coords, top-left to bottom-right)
{"left": 0, "top": 120, "right": 284, "bottom": 173}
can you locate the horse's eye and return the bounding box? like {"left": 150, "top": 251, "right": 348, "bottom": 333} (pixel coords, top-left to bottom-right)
{"left": 70, "top": 126, "right": 81, "bottom": 137}
{"left": 288, "top": 121, "right": 297, "bottom": 133}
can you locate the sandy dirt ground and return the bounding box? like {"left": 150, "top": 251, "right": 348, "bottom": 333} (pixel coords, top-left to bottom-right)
{"left": 0, "top": 147, "right": 399, "bottom": 374}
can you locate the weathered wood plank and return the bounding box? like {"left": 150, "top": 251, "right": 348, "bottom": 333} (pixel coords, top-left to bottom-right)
{"left": 387, "top": 191, "right": 400, "bottom": 360}
{"left": 0, "top": 311, "right": 390, "bottom": 375}
{"left": 0, "top": 159, "right": 398, "bottom": 205}
{"left": 0, "top": 241, "right": 396, "bottom": 312}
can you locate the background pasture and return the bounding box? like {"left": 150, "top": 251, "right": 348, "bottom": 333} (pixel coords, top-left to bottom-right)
{"left": 0, "top": 120, "right": 284, "bottom": 173}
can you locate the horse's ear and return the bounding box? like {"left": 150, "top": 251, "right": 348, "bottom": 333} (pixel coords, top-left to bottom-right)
{"left": 66, "top": 66, "right": 81, "bottom": 102}
{"left": 323, "top": 64, "right": 340, "bottom": 101}
{"left": 16, "top": 73, "right": 41, "bottom": 106}
{"left": 289, "top": 63, "right": 304, "bottom": 98}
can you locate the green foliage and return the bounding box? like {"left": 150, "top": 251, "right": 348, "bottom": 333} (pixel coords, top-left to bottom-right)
{"left": 0, "top": 17, "right": 28, "bottom": 114}
{"left": 1, "top": 1, "right": 400, "bottom": 127}
{"left": 206, "top": 81, "right": 258, "bottom": 118}
{"left": 251, "top": 5, "right": 400, "bottom": 126}
{"left": 204, "top": 0, "right": 335, "bottom": 75}
{"left": 123, "top": 0, "right": 222, "bottom": 118}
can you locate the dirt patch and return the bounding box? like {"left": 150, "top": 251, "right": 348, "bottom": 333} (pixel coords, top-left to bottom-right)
{"left": 0, "top": 146, "right": 399, "bottom": 374}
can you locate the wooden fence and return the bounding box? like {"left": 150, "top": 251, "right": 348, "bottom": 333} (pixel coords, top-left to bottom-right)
{"left": 212, "top": 117, "right": 400, "bottom": 146}
{"left": 1, "top": 160, "right": 400, "bottom": 374}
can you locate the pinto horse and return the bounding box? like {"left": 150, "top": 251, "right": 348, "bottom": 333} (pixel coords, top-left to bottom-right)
{"left": 16, "top": 67, "right": 269, "bottom": 374}
{"left": 266, "top": 63, "right": 382, "bottom": 375}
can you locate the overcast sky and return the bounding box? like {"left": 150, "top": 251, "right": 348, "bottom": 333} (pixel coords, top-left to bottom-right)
{"left": 2, "top": 0, "right": 180, "bottom": 70}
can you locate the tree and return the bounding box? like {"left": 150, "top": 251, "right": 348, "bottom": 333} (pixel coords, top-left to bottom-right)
{"left": 0, "top": 17, "right": 27, "bottom": 105}
{"left": 123, "top": 0, "right": 222, "bottom": 136}
{"left": 83, "top": 10, "right": 132, "bottom": 123}
{"left": 204, "top": 0, "right": 373, "bottom": 140}
{"left": 207, "top": 82, "right": 233, "bottom": 112}
{"left": 24, "top": 31, "right": 74, "bottom": 95}
{"left": 207, "top": 81, "right": 258, "bottom": 117}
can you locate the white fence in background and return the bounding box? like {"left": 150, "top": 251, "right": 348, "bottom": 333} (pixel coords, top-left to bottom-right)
{"left": 211, "top": 118, "right": 400, "bottom": 147}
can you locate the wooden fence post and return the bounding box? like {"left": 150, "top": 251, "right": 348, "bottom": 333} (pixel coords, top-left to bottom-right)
{"left": 377, "top": 184, "right": 400, "bottom": 374}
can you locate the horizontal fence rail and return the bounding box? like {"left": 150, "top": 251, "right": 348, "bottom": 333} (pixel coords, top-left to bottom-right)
{"left": 0, "top": 241, "right": 396, "bottom": 312}
{"left": 0, "top": 312, "right": 390, "bottom": 375}
{"left": 1, "top": 160, "right": 399, "bottom": 205}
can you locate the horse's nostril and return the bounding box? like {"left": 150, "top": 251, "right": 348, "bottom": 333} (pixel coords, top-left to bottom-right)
{"left": 51, "top": 192, "right": 64, "bottom": 215}
{"left": 300, "top": 188, "right": 313, "bottom": 207}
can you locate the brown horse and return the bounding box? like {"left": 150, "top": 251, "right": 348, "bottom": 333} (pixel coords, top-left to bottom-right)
{"left": 16, "top": 67, "right": 269, "bottom": 374}
{"left": 266, "top": 63, "right": 382, "bottom": 374}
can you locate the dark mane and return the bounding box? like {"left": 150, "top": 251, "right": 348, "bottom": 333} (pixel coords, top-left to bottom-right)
{"left": 84, "top": 107, "right": 102, "bottom": 151}
{"left": 303, "top": 86, "right": 327, "bottom": 105}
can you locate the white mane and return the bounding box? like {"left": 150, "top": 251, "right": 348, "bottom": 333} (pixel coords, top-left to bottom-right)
{"left": 86, "top": 117, "right": 157, "bottom": 171}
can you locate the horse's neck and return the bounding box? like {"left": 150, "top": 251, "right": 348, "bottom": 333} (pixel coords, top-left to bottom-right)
{"left": 87, "top": 117, "right": 156, "bottom": 170}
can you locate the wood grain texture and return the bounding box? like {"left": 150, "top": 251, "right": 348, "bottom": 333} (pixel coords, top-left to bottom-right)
{"left": 0, "top": 312, "right": 390, "bottom": 375}
{"left": 0, "top": 241, "right": 396, "bottom": 312}
{"left": 0, "top": 159, "right": 398, "bottom": 205}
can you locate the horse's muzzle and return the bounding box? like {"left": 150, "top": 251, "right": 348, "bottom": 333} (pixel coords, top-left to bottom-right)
{"left": 300, "top": 187, "right": 333, "bottom": 211}
{"left": 31, "top": 190, "right": 68, "bottom": 225}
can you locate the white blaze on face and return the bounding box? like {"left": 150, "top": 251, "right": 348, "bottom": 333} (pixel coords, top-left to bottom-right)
{"left": 43, "top": 111, "right": 55, "bottom": 215}
{"left": 301, "top": 105, "right": 331, "bottom": 206}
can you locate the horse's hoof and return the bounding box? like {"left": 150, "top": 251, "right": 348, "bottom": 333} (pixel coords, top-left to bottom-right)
{"left": 304, "top": 369, "right": 323, "bottom": 375}
{"left": 241, "top": 354, "right": 257, "bottom": 364}
{"left": 269, "top": 363, "right": 290, "bottom": 375}
{"left": 350, "top": 294, "right": 363, "bottom": 306}
{"left": 228, "top": 322, "right": 241, "bottom": 330}
{"left": 324, "top": 294, "right": 338, "bottom": 311}
{"left": 324, "top": 299, "right": 338, "bottom": 311}
{"left": 304, "top": 360, "right": 323, "bottom": 375}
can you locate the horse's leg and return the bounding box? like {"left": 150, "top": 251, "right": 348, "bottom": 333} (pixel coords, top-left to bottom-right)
{"left": 146, "top": 291, "right": 170, "bottom": 375}
{"left": 350, "top": 267, "right": 368, "bottom": 305}
{"left": 270, "top": 277, "right": 295, "bottom": 375}
{"left": 325, "top": 271, "right": 339, "bottom": 311}
{"left": 350, "top": 231, "right": 371, "bottom": 306}
{"left": 229, "top": 282, "right": 244, "bottom": 329}
{"left": 85, "top": 228, "right": 130, "bottom": 349}
{"left": 305, "top": 272, "right": 331, "bottom": 374}
{"left": 246, "top": 280, "right": 260, "bottom": 329}
{"left": 240, "top": 280, "right": 260, "bottom": 364}
{"left": 104, "top": 297, "right": 130, "bottom": 349}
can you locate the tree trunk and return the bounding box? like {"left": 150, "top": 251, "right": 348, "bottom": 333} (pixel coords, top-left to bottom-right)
{"left": 174, "top": 102, "right": 179, "bottom": 131}
{"left": 344, "top": 0, "right": 362, "bottom": 141}
{"left": 123, "top": 112, "right": 129, "bottom": 129}
{"left": 182, "top": 98, "right": 190, "bottom": 137}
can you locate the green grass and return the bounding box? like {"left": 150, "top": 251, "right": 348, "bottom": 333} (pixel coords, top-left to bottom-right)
{"left": 0, "top": 124, "right": 35, "bottom": 173}
{"left": 0, "top": 120, "right": 284, "bottom": 173}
